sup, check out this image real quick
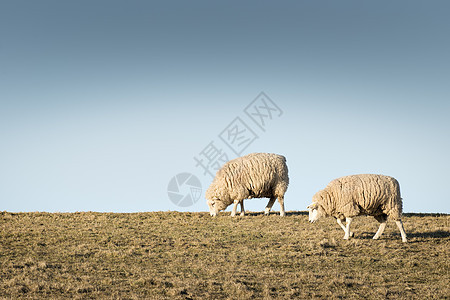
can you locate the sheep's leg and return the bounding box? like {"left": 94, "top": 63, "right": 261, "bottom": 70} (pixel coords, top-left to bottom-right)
{"left": 373, "top": 214, "right": 387, "bottom": 240}
{"left": 264, "top": 197, "right": 276, "bottom": 215}
{"left": 278, "top": 195, "right": 285, "bottom": 217}
{"left": 373, "top": 222, "right": 386, "bottom": 240}
{"left": 337, "top": 218, "right": 354, "bottom": 237}
{"left": 343, "top": 217, "right": 353, "bottom": 240}
{"left": 231, "top": 200, "right": 239, "bottom": 217}
{"left": 395, "top": 220, "right": 408, "bottom": 243}
{"left": 240, "top": 201, "right": 245, "bottom": 216}
{"left": 336, "top": 218, "right": 347, "bottom": 232}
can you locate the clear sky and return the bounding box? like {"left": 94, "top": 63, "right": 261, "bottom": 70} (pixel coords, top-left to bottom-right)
{"left": 1, "top": 1, "right": 449, "bottom": 213}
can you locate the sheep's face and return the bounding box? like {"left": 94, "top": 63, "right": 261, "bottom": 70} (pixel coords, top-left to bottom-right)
{"left": 307, "top": 203, "right": 323, "bottom": 223}
{"left": 207, "top": 198, "right": 227, "bottom": 217}
{"left": 207, "top": 199, "right": 218, "bottom": 217}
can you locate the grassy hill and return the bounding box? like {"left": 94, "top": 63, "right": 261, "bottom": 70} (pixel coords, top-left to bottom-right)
{"left": 0, "top": 211, "right": 448, "bottom": 299}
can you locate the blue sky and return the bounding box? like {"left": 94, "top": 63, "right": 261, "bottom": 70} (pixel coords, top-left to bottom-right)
{"left": 1, "top": 1, "right": 449, "bottom": 213}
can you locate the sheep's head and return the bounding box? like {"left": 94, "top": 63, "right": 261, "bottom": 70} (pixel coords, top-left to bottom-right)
{"left": 206, "top": 198, "right": 228, "bottom": 217}
{"left": 205, "top": 178, "right": 231, "bottom": 216}
{"left": 307, "top": 202, "right": 324, "bottom": 223}
{"left": 308, "top": 190, "right": 328, "bottom": 222}
{"left": 207, "top": 198, "right": 218, "bottom": 217}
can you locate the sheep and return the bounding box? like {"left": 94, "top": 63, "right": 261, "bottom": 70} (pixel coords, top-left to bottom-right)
{"left": 206, "top": 153, "right": 289, "bottom": 217}
{"left": 307, "top": 174, "right": 407, "bottom": 242}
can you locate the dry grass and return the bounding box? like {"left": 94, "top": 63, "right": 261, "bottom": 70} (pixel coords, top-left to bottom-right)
{"left": 0, "top": 211, "right": 449, "bottom": 299}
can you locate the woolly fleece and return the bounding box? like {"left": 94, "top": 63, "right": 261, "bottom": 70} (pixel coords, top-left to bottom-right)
{"left": 313, "top": 174, "right": 403, "bottom": 220}
{"left": 205, "top": 153, "right": 289, "bottom": 213}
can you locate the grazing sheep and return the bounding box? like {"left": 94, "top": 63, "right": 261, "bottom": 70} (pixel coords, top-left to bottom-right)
{"left": 307, "top": 174, "right": 407, "bottom": 242}
{"left": 206, "top": 153, "right": 289, "bottom": 217}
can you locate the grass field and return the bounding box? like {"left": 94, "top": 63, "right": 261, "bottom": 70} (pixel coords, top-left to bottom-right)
{"left": 0, "top": 211, "right": 448, "bottom": 299}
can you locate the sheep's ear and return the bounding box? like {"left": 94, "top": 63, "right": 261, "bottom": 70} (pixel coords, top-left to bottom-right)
{"left": 307, "top": 203, "right": 318, "bottom": 210}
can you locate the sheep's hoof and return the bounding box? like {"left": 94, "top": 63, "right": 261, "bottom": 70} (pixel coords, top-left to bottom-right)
{"left": 240, "top": 212, "right": 245, "bottom": 217}
{"left": 350, "top": 232, "right": 354, "bottom": 237}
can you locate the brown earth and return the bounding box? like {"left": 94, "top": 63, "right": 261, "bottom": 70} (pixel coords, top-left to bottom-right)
{"left": 0, "top": 211, "right": 448, "bottom": 299}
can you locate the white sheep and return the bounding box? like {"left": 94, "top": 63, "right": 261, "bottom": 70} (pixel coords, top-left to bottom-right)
{"left": 307, "top": 174, "right": 407, "bottom": 242}
{"left": 206, "top": 153, "right": 289, "bottom": 217}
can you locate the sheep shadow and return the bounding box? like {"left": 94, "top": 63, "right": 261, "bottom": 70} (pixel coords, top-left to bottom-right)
{"left": 405, "top": 230, "right": 449, "bottom": 239}
{"left": 286, "top": 211, "right": 309, "bottom": 216}
{"left": 350, "top": 230, "right": 449, "bottom": 242}
{"left": 242, "top": 211, "right": 308, "bottom": 217}
{"left": 240, "top": 212, "right": 448, "bottom": 218}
